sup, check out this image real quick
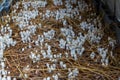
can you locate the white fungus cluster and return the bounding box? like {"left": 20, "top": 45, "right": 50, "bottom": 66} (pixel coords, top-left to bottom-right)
{"left": 80, "top": 21, "right": 94, "bottom": 30}
{"left": 60, "top": 27, "right": 86, "bottom": 60}
{"left": 28, "top": 25, "right": 37, "bottom": 35}
{"left": 68, "top": 68, "right": 79, "bottom": 79}
{"left": 0, "top": 25, "right": 16, "bottom": 58}
{"left": 12, "top": 9, "right": 39, "bottom": 30}
{"left": 0, "top": 60, "right": 12, "bottom": 80}
{"left": 0, "top": 24, "right": 16, "bottom": 80}
{"left": 43, "top": 30, "right": 55, "bottom": 40}
{"left": 43, "top": 77, "right": 51, "bottom": 80}
{"left": 30, "top": 1, "right": 47, "bottom": 9}
{"left": 59, "top": 39, "right": 66, "bottom": 49}
{"left": 1, "top": 25, "right": 12, "bottom": 36}
{"left": 46, "top": 63, "right": 56, "bottom": 73}
{"left": 87, "top": 27, "right": 103, "bottom": 44}
{"left": 41, "top": 0, "right": 88, "bottom": 20}
{"left": 97, "top": 48, "right": 109, "bottom": 66}
{"left": 59, "top": 61, "right": 67, "bottom": 69}
{"left": 53, "top": 0, "right": 63, "bottom": 6}
{"left": 108, "top": 37, "right": 116, "bottom": 49}
{"left": 35, "top": 35, "right": 44, "bottom": 46}
{"left": 90, "top": 52, "right": 96, "bottom": 59}
{"left": 71, "top": 0, "right": 77, "bottom": 4}
{"left": 52, "top": 74, "right": 59, "bottom": 80}
{"left": 20, "top": 30, "right": 31, "bottom": 43}
{"left": 15, "top": 1, "right": 47, "bottom": 10}
{"left": 46, "top": 44, "right": 53, "bottom": 59}
{"left": 29, "top": 52, "right": 40, "bottom": 63}
{"left": 80, "top": 21, "right": 103, "bottom": 44}
{"left": 20, "top": 25, "right": 37, "bottom": 43}
{"left": 0, "top": 34, "right": 16, "bottom": 48}
{"left": 41, "top": 44, "right": 54, "bottom": 59}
